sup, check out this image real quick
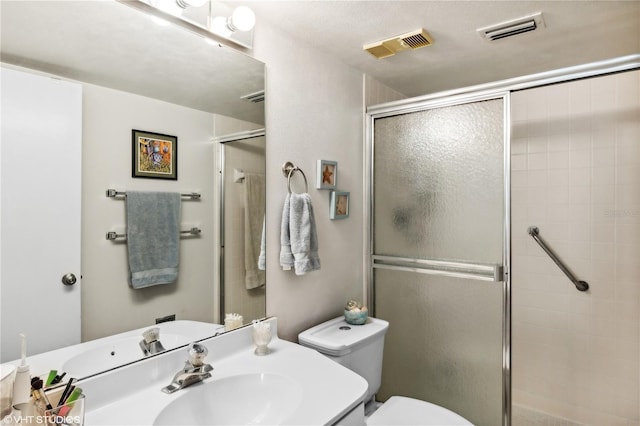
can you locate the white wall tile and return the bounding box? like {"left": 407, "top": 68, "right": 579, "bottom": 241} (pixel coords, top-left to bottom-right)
{"left": 511, "top": 70, "right": 640, "bottom": 424}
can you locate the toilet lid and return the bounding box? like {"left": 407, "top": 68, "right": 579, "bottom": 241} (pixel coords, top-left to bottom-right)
{"left": 366, "top": 396, "right": 473, "bottom": 425}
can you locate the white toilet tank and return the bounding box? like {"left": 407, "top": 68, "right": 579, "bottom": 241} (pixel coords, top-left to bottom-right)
{"left": 298, "top": 316, "right": 389, "bottom": 405}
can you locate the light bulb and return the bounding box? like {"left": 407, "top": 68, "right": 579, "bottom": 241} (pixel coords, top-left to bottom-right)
{"left": 228, "top": 6, "right": 255, "bottom": 32}
{"left": 210, "top": 16, "right": 233, "bottom": 38}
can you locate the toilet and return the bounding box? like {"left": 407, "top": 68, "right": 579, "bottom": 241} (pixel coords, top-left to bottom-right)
{"left": 298, "top": 316, "right": 473, "bottom": 425}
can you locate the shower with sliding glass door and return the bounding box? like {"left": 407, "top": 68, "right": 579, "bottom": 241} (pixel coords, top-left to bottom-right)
{"left": 368, "top": 94, "right": 509, "bottom": 426}
{"left": 366, "top": 56, "right": 640, "bottom": 426}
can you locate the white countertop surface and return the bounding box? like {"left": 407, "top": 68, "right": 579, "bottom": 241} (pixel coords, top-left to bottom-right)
{"left": 81, "top": 318, "right": 368, "bottom": 425}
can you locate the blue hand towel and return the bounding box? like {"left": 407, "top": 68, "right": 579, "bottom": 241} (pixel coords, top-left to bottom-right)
{"left": 289, "top": 193, "right": 320, "bottom": 275}
{"left": 126, "top": 191, "right": 181, "bottom": 289}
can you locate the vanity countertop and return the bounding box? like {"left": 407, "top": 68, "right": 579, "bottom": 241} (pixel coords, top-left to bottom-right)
{"left": 81, "top": 318, "right": 368, "bottom": 425}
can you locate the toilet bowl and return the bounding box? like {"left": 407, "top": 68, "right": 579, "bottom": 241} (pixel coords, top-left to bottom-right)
{"left": 366, "top": 396, "right": 472, "bottom": 425}
{"left": 298, "top": 316, "right": 473, "bottom": 425}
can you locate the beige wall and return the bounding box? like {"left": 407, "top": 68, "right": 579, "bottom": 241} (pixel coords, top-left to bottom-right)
{"left": 81, "top": 84, "right": 216, "bottom": 340}
{"left": 511, "top": 70, "right": 640, "bottom": 424}
{"left": 250, "top": 23, "right": 366, "bottom": 341}
{"left": 364, "top": 74, "right": 408, "bottom": 107}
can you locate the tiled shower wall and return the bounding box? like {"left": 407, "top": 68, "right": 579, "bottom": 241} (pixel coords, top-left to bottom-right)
{"left": 511, "top": 70, "right": 640, "bottom": 425}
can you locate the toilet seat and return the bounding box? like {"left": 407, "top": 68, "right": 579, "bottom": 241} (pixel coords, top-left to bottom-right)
{"left": 366, "top": 396, "right": 473, "bottom": 425}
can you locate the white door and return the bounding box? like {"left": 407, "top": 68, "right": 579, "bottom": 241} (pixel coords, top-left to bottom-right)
{"left": 1, "top": 67, "right": 82, "bottom": 362}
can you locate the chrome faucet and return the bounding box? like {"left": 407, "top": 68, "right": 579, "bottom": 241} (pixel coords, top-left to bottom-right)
{"left": 139, "top": 327, "right": 166, "bottom": 356}
{"left": 161, "top": 343, "right": 213, "bottom": 394}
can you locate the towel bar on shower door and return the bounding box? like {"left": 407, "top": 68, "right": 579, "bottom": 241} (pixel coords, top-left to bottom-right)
{"left": 527, "top": 226, "right": 589, "bottom": 292}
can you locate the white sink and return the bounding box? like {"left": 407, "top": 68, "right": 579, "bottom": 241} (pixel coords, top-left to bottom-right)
{"left": 153, "top": 373, "right": 303, "bottom": 425}
{"left": 62, "top": 334, "right": 184, "bottom": 377}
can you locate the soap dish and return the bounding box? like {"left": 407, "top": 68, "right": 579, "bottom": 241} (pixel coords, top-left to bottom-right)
{"left": 344, "top": 309, "right": 368, "bottom": 325}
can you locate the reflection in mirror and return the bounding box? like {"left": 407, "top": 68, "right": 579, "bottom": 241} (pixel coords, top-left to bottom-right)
{"left": 0, "top": 0, "right": 265, "bottom": 378}
{"left": 219, "top": 130, "right": 267, "bottom": 324}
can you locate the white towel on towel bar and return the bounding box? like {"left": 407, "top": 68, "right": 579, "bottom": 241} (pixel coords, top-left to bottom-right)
{"left": 243, "top": 172, "right": 265, "bottom": 289}
{"left": 280, "top": 193, "right": 294, "bottom": 271}
{"left": 258, "top": 216, "right": 266, "bottom": 271}
{"left": 280, "top": 192, "right": 320, "bottom": 275}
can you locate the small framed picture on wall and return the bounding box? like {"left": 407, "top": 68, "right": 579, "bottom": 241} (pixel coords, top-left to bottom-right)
{"left": 316, "top": 159, "right": 337, "bottom": 190}
{"left": 330, "top": 191, "right": 349, "bottom": 220}
{"left": 132, "top": 129, "right": 178, "bottom": 180}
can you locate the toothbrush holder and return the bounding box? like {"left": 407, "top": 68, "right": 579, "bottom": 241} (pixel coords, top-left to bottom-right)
{"left": 252, "top": 321, "right": 272, "bottom": 356}
{"left": 42, "top": 393, "right": 85, "bottom": 426}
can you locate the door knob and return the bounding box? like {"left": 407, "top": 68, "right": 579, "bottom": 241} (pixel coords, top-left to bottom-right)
{"left": 61, "top": 273, "right": 77, "bottom": 286}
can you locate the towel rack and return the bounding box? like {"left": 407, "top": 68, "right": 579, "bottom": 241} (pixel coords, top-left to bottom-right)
{"left": 233, "top": 169, "right": 245, "bottom": 183}
{"left": 281, "top": 161, "right": 308, "bottom": 194}
{"left": 106, "top": 189, "right": 201, "bottom": 200}
{"left": 527, "top": 226, "right": 589, "bottom": 292}
{"left": 106, "top": 227, "right": 202, "bottom": 241}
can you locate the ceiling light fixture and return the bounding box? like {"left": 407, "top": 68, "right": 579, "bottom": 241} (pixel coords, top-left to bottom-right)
{"left": 136, "top": 0, "right": 256, "bottom": 49}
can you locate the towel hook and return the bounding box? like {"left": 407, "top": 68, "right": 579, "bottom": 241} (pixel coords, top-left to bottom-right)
{"left": 282, "top": 161, "right": 308, "bottom": 194}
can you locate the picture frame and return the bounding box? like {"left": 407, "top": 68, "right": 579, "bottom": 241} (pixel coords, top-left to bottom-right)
{"left": 132, "top": 129, "right": 178, "bottom": 180}
{"left": 316, "top": 159, "right": 337, "bottom": 190}
{"left": 330, "top": 191, "right": 350, "bottom": 220}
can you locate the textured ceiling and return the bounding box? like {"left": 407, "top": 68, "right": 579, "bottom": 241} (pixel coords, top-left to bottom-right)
{"left": 244, "top": 0, "right": 640, "bottom": 96}
{"left": 2, "top": 1, "right": 638, "bottom": 111}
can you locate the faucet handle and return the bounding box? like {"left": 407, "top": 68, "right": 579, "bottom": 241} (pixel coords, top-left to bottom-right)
{"left": 188, "top": 343, "right": 208, "bottom": 366}
{"left": 142, "top": 327, "right": 160, "bottom": 343}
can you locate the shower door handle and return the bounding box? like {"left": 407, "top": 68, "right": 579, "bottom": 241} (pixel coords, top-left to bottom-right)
{"left": 372, "top": 255, "right": 504, "bottom": 282}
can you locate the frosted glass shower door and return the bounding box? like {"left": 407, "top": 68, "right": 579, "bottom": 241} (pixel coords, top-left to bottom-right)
{"left": 372, "top": 97, "right": 506, "bottom": 426}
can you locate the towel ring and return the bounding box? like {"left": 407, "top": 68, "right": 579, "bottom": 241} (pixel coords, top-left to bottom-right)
{"left": 282, "top": 161, "right": 308, "bottom": 194}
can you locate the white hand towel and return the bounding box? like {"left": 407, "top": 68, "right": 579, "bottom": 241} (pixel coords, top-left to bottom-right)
{"left": 243, "top": 173, "right": 266, "bottom": 289}
{"left": 279, "top": 193, "right": 294, "bottom": 270}
{"left": 258, "top": 215, "right": 266, "bottom": 271}
{"left": 289, "top": 193, "right": 320, "bottom": 275}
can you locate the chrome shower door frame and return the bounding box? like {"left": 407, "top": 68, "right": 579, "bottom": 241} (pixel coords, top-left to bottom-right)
{"left": 366, "top": 90, "right": 511, "bottom": 426}
{"left": 215, "top": 128, "right": 266, "bottom": 323}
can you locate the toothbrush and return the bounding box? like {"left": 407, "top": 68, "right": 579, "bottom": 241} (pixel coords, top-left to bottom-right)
{"left": 46, "top": 370, "right": 58, "bottom": 387}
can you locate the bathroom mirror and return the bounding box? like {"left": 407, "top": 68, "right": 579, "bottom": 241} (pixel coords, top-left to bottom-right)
{"left": 0, "top": 0, "right": 265, "bottom": 375}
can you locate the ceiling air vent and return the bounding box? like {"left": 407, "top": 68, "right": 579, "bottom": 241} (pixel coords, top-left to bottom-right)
{"left": 477, "top": 12, "right": 545, "bottom": 41}
{"left": 240, "top": 90, "right": 265, "bottom": 103}
{"left": 364, "top": 29, "right": 433, "bottom": 59}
